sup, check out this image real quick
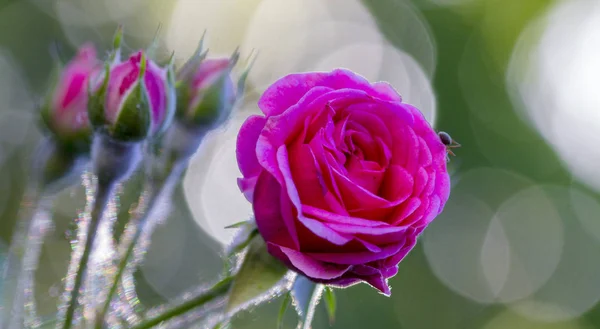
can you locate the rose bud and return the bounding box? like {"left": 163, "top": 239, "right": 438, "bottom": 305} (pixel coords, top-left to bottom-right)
{"left": 40, "top": 43, "right": 101, "bottom": 153}
{"left": 236, "top": 69, "right": 451, "bottom": 296}
{"left": 89, "top": 50, "right": 175, "bottom": 141}
{"left": 175, "top": 56, "right": 238, "bottom": 128}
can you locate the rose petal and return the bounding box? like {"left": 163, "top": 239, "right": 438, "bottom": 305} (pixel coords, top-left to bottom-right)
{"left": 271, "top": 243, "right": 350, "bottom": 280}
{"left": 435, "top": 172, "right": 451, "bottom": 212}
{"left": 237, "top": 176, "right": 258, "bottom": 202}
{"left": 418, "top": 136, "right": 433, "bottom": 168}
{"left": 413, "top": 167, "right": 429, "bottom": 197}
{"left": 419, "top": 195, "right": 441, "bottom": 226}
{"left": 258, "top": 69, "right": 401, "bottom": 117}
{"left": 363, "top": 274, "right": 391, "bottom": 296}
{"left": 379, "top": 165, "right": 414, "bottom": 203}
{"left": 288, "top": 144, "right": 329, "bottom": 209}
{"left": 296, "top": 216, "right": 353, "bottom": 246}
{"left": 144, "top": 61, "right": 167, "bottom": 131}
{"left": 390, "top": 197, "right": 421, "bottom": 226}
{"left": 307, "top": 243, "right": 404, "bottom": 265}
{"left": 256, "top": 87, "right": 343, "bottom": 183}
{"left": 302, "top": 205, "right": 386, "bottom": 227}
{"left": 371, "top": 81, "right": 402, "bottom": 102}
{"left": 332, "top": 167, "right": 403, "bottom": 212}
{"left": 253, "top": 171, "right": 299, "bottom": 248}
{"left": 237, "top": 115, "right": 267, "bottom": 178}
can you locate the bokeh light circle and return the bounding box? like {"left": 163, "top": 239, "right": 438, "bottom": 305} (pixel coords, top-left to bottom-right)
{"left": 183, "top": 109, "right": 258, "bottom": 245}
{"left": 483, "top": 310, "right": 591, "bottom": 329}
{"left": 507, "top": 186, "right": 600, "bottom": 322}
{"left": 508, "top": 0, "right": 600, "bottom": 191}
{"left": 423, "top": 168, "right": 564, "bottom": 304}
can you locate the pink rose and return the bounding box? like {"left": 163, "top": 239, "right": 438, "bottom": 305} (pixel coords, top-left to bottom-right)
{"left": 176, "top": 58, "right": 237, "bottom": 126}
{"left": 104, "top": 51, "right": 172, "bottom": 134}
{"left": 43, "top": 43, "right": 101, "bottom": 143}
{"left": 89, "top": 50, "right": 175, "bottom": 141}
{"left": 236, "top": 69, "right": 450, "bottom": 295}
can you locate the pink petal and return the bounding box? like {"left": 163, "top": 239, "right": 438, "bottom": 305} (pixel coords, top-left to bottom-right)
{"left": 371, "top": 81, "right": 402, "bottom": 102}
{"left": 379, "top": 165, "right": 414, "bottom": 203}
{"left": 237, "top": 176, "right": 258, "bottom": 202}
{"left": 419, "top": 195, "right": 441, "bottom": 226}
{"left": 192, "top": 58, "right": 230, "bottom": 90}
{"left": 435, "top": 172, "right": 451, "bottom": 212}
{"left": 258, "top": 69, "right": 393, "bottom": 117}
{"left": 390, "top": 197, "right": 421, "bottom": 226}
{"left": 296, "top": 216, "right": 353, "bottom": 246}
{"left": 302, "top": 205, "right": 385, "bottom": 227}
{"left": 144, "top": 61, "right": 168, "bottom": 132}
{"left": 270, "top": 243, "right": 350, "bottom": 280}
{"left": 306, "top": 243, "right": 404, "bottom": 265}
{"left": 363, "top": 274, "right": 391, "bottom": 296}
{"left": 236, "top": 115, "right": 267, "bottom": 178}
{"left": 257, "top": 88, "right": 366, "bottom": 184}
{"left": 413, "top": 167, "right": 429, "bottom": 197}
{"left": 253, "top": 171, "right": 299, "bottom": 248}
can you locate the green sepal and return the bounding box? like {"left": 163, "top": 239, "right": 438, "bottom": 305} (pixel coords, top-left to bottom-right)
{"left": 236, "top": 50, "right": 258, "bottom": 102}
{"left": 88, "top": 62, "right": 110, "bottom": 129}
{"left": 187, "top": 68, "right": 235, "bottom": 127}
{"left": 226, "top": 237, "right": 288, "bottom": 312}
{"left": 277, "top": 291, "right": 292, "bottom": 329}
{"left": 110, "top": 76, "right": 151, "bottom": 141}
{"left": 110, "top": 25, "right": 124, "bottom": 63}
{"left": 174, "top": 81, "right": 191, "bottom": 120}
{"left": 323, "top": 286, "right": 336, "bottom": 325}
{"left": 176, "top": 32, "right": 208, "bottom": 83}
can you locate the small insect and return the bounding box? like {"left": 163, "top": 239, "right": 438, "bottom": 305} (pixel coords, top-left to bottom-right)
{"left": 438, "top": 131, "right": 461, "bottom": 160}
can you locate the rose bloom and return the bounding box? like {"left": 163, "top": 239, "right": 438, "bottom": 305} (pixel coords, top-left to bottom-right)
{"left": 100, "top": 51, "right": 173, "bottom": 137}
{"left": 236, "top": 69, "right": 450, "bottom": 295}
{"left": 44, "top": 43, "right": 100, "bottom": 140}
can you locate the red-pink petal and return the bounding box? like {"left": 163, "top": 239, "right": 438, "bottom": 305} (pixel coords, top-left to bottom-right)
{"left": 237, "top": 115, "right": 267, "bottom": 178}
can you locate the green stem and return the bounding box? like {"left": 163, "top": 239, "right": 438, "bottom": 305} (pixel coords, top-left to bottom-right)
{"left": 94, "top": 158, "right": 184, "bottom": 329}
{"left": 61, "top": 181, "right": 115, "bottom": 329}
{"left": 93, "top": 181, "right": 165, "bottom": 329}
{"left": 0, "top": 186, "right": 42, "bottom": 328}
{"left": 129, "top": 277, "right": 234, "bottom": 329}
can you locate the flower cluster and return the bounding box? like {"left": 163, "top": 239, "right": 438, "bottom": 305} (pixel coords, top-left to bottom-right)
{"left": 43, "top": 36, "right": 241, "bottom": 154}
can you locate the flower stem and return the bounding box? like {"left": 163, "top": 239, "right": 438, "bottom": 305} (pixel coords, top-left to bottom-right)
{"left": 94, "top": 156, "right": 185, "bottom": 329}
{"left": 129, "top": 277, "right": 234, "bottom": 329}
{"left": 60, "top": 180, "right": 115, "bottom": 329}
{"left": 0, "top": 186, "right": 42, "bottom": 329}
{"left": 94, "top": 182, "right": 164, "bottom": 329}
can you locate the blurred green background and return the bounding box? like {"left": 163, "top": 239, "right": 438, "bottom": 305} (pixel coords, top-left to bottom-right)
{"left": 2, "top": 0, "right": 600, "bottom": 328}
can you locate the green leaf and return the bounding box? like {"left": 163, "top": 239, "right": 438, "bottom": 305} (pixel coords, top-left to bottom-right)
{"left": 291, "top": 276, "right": 325, "bottom": 329}
{"left": 224, "top": 221, "right": 251, "bottom": 229}
{"left": 278, "top": 292, "right": 292, "bottom": 329}
{"left": 227, "top": 228, "right": 258, "bottom": 257}
{"left": 323, "top": 286, "right": 336, "bottom": 325}
{"left": 226, "top": 237, "right": 288, "bottom": 312}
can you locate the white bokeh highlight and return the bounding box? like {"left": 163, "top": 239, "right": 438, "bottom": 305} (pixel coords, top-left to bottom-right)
{"left": 508, "top": 0, "right": 600, "bottom": 191}
{"left": 423, "top": 168, "right": 564, "bottom": 304}
{"left": 183, "top": 111, "right": 256, "bottom": 245}
{"left": 509, "top": 187, "right": 600, "bottom": 322}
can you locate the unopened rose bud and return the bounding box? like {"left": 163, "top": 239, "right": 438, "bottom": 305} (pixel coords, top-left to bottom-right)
{"left": 176, "top": 57, "right": 237, "bottom": 128}
{"left": 89, "top": 51, "right": 175, "bottom": 141}
{"left": 41, "top": 43, "right": 101, "bottom": 152}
